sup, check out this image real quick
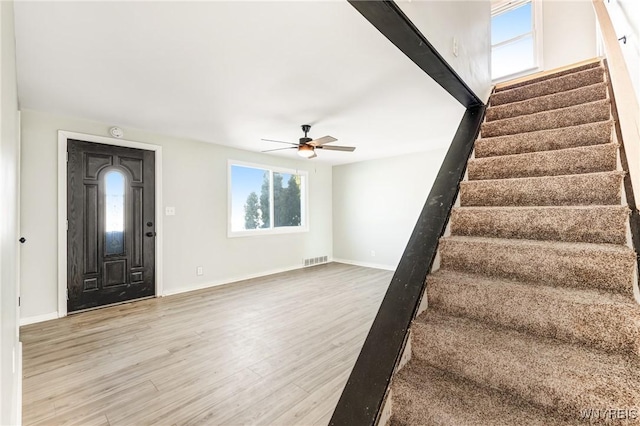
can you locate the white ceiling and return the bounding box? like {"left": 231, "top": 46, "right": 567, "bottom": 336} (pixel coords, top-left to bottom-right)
{"left": 14, "top": 1, "right": 465, "bottom": 165}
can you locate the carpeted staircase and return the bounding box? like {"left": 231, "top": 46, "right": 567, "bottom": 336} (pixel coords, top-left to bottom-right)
{"left": 389, "top": 60, "right": 640, "bottom": 425}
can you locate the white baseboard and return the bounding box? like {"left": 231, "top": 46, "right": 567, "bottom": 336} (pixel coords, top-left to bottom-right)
{"left": 21, "top": 261, "right": 384, "bottom": 324}
{"left": 162, "top": 264, "right": 307, "bottom": 297}
{"left": 332, "top": 258, "right": 396, "bottom": 271}
{"left": 20, "top": 311, "right": 59, "bottom": 326}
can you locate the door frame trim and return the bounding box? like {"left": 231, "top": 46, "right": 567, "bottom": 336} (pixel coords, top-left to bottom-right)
{"left": 57, "top": 130, "right": 164, "bottom": 318}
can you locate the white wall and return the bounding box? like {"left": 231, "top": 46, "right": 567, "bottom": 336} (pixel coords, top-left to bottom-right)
{"left": 542, "top": 0, "right": 598, "bottom": 71}
{"left": 396, "top": 0, "right": 492, "bottom": 103}
{"left": 0, "top": 1, "right": 21, "bottom": 424}
{"left": 332, "top": 148, "right": 449, "bottom": 270}
{"left": 331, "top": 1, "right": 485, "bottom": 269}
{"left": 20, "top": 110, "right": 333, "bottom": 321}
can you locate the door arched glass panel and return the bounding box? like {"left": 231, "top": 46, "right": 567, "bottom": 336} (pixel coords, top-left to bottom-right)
{"left": 104, "top": 170, "right": 126, "bottom": 256}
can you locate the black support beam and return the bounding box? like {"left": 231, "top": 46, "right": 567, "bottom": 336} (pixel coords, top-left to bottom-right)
{"left": 329, "top": 104, "right": 486, "bottom": 426}
{"left": 329, "top": 2, "right": 487, "bottom": 424}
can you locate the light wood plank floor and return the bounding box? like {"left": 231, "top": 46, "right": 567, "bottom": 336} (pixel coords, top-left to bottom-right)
{"left": 21, "top": 263, "right": 393, "bottom": 426}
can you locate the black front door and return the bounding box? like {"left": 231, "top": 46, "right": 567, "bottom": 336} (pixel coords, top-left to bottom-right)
{"left": 67, "top": 139, "right": 156, "bottom": 313}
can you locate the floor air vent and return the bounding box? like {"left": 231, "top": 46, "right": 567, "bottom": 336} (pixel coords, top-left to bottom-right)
{"left": 304, "top": 256, "right": 328, "bottom": 267}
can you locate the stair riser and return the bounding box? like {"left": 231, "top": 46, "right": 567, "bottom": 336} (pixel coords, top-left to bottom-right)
{"left": 428, "top": 276, "right": 640, "bottom": 355}
{"left": 486, "top": 83, "right": 607, "bottom": 122}
{"left": 491, "top": 67, "right": 604, "bottom": 106}
{"left": 449, "top": 206, "right": 628, "bottom": 244}
{"left": 475, "top": 120, "right": 612, "bottom": 158}
{"left": 460, "top": 172, "right": 623, "bottom": 207}
{"left": 481, "top": 100, "right": 610, "bottom": 138}
{"left": 468, "top": 143, "right": 618, "bottom": 180}
{"left": 438, "top": 239, "right": 636, "bottom": 294}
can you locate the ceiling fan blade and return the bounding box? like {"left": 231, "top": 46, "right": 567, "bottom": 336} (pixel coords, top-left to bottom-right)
{"left": 261, "top": 138, "right": 298, "bottom": 146}
{"left": 317, "top": 145, "right": 356, "bottom": 152}
{"left": 309, "top": 136, "right": 337, "bottom": 146}
{"left": 261, "top": 147, "right": 297, "bottom": 153}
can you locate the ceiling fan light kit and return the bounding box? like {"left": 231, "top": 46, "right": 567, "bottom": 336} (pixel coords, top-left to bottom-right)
{"left": 298, "top": 144, "right": 315, "bottom": 158}
{"left": 261, "top": 124, "right": 356, "bottom": 159}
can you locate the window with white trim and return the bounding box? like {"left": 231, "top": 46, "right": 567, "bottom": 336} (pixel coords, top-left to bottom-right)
{"left": 228, "top": 161, "right": 307, "bottom": 236}
{"left": 491, "top": 0, "right": 542, "bottom": 80}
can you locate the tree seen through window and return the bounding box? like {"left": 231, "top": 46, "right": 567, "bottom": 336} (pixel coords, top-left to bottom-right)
{"left": 230, "top": 163, "right": 305, "bottom": 233}
{"left": 244, "top": 171, "right": 301, "bottom": 229}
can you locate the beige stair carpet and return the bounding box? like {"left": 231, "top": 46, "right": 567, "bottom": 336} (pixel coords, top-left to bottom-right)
{"left": 486, "top": 82, "right": 608, "bottom": 122}
{"left": 460, "top": 171, "right": 624, "bottom": 207}
{"left": 481, "top": 98, "right": 611, "bottom": 138}
{"left": 389, "top": 60, "right": 640, "bottom": 425}
{"left": 490, "top": 65, "right": 604, "bottom": 106}
{"left": 449, "top": 205, "right": 629, "bottom": 244}
{"left": 493, "top": 60, "right": 601, "bottom": 93}
{"left": 468, "top": 142, "right": 618, "bottom": 180}
{"left": 474, "top": 119, "right": 613, "bottom": 158}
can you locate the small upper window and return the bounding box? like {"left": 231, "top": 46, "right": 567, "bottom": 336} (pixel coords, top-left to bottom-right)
{"left": 491, "top": 0, "right": 541, "bottom": 80}
{"left": 228, "top": 162, "right": 307, "bottom": 236}
{"left": 104, "top": 170, "right": 126, "bottom": 256}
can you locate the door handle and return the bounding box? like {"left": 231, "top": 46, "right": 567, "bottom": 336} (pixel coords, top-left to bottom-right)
{"left": 146, "top": 232, "right": 156, "bottom": 237}
{"left": 19, "top": 237, "right": 26, "bottom": 244}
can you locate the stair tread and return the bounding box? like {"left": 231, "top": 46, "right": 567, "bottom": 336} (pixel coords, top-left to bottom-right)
{"left": 486, "top": 82, "right": 608, "bottom": 122}
{"left": 428, "top": 270, "right": 640, "bottom": 354}
{"left": 451, "top": 204, "right": 628, "bottom": 212}
{"left": 491, "top": 66, "right": 604, "bottom": 106}
{"left": 494, "top": 60, "right": 601, "bottom": 92}
{"left": 460, "top": 170, "right": 623, "bottom": 207}
{"left": 439, "top": 235, "right": 636, "bottom": 294}
{"left": 481, "top": 99, "right": 610, "bottom": 138}
{"left": 450, "top": 204, "right": 629, "bottom": 245}
{"left": 442, "top": 235, "right": 633, "bottom": 254}
{"left": 475, "top": 120, "right": 612, "bottom": 158}
{"left": 463, "top": 169, "right": 623, "bottom": 183}
{"left": 391, "top": 360, "right": 573, "bottom": 426}
{"left": 412, "top": 311, "right": 640, "bottom": 415}
{"left": 468, "top": 142, "right": 617, "bottom": 180}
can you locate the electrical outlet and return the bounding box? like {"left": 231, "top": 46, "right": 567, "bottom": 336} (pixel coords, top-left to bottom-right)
{"left": 452, "top": 37, "right": 459, "bottom": 57}
{"left": 370, "top": 250, "right": 376, "bottom": 257}
{"left": 166, "top": 206, "right": 176, "bottom": 216}
{"left": 196, "top": 266, "right": 203, "bottom": 276}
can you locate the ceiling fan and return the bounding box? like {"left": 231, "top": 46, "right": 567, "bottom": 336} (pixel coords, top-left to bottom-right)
{"left": 261, "top": 124, "right": 356, "bottom": 159}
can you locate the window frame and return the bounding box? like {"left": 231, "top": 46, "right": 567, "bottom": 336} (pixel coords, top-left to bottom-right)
{"left": 491, "top": 0, "right": 544, "bottom": 82}
{"left": 227, "top": 160, "right": 309, "bottom": 238}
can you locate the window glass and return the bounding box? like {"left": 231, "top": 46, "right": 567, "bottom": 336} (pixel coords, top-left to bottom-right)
{"left": 491, "top": 3, "right": 532, "bottom": 45}
{"left": 491, "top": 0, "right": 537, "bottom": 80}
{"left": 273, "top": 172, "right": 302, "bottom": 228}
{"left": 230, "top": 163, "right": 306, "bottom": 235}
{"left": 492, "top": 35, "right": 535, "bottom": 79}
{"left": 230, "top": 165, "right": 267, "bottom": 231}
{"left": 105, "top": 170, "right": 125, "bottom": 255}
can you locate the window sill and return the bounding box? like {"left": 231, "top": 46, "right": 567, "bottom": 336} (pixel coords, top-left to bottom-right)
{"left": 227, "top": 226, "right": 309, "bottom": 238}
{"left": 492, "top": 65, "right": 542, "bottom": 85}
